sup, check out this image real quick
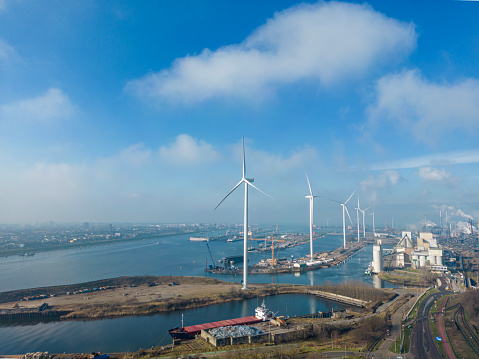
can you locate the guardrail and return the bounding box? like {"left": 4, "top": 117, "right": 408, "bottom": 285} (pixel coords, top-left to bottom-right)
{"left": 404, "top": 286, "right": 431, "bottom": 320}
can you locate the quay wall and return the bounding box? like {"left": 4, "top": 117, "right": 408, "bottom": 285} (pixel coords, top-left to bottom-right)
{"left": 0, "top": 310, "right": 71, "bottom": 321}
{"left": 307, "top": 290, "right": 368, "bottom": 307}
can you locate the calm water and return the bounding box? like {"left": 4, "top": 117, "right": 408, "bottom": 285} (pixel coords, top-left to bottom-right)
{"left": 0, "top": 230, "right": 393, "bottom": 354}
{"left": 0, "top": 294, "right": 348, "bottom": 354}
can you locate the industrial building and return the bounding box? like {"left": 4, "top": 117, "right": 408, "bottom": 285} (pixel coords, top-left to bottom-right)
{"left": 393, "top": 232, "right": 445, "bottom": 271}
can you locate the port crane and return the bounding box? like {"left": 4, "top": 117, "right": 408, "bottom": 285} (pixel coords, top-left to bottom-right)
{"left": 249, "top": 236, "right": 287, "bottom": 266}
{"left": 205, "top": 242, "right": 215, "bottom": 267}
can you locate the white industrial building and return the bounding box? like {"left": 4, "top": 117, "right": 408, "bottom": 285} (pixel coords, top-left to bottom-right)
{"left": 372, "top": 239, "right": 383, "bottom": 274}
{"left": 392, "top": 232, "right": 443, "bottom": 270}
{"left": 409, "top": 232, "right": 443, "bottom": 269}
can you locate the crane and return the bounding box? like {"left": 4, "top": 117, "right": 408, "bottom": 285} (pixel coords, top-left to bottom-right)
{"left": 249, "top": 236, "right": 287, "bottom": 266}
{"left": 205, "top": 242, "right": 215, "bottom": 267}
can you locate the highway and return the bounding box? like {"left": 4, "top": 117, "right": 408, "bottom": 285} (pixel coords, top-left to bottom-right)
{"left": 410, "top": 287, "right": 447, "bottom": 359}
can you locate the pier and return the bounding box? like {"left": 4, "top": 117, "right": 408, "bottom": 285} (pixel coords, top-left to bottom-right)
{"left": 205, "top": 241, "right": 369, "bottom": 275}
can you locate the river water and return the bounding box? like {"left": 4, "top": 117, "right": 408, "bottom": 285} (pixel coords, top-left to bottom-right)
{"left": 0, "top": 230, "right": 392, "bottom": 354}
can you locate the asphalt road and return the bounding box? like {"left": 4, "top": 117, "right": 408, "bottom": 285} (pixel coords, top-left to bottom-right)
{"left": 410, "top": 288, "right": 447, "bottom": 359}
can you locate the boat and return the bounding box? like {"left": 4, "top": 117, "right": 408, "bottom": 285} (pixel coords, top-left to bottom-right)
{"left": 189, "top": 237, "right": 209, "bottom": 242}
{"left": 168, "top": 301, "right": 274, "bottom": 339}
{"left": 365, "top": 262, "right": 373, "bottom": 275}
{"left": 255, "top": 300, "right": 274, "bottom": 321}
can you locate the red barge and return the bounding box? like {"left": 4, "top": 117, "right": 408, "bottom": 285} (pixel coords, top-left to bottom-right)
{"left": 168, "top": 300, "right": 274, "bottom": 340}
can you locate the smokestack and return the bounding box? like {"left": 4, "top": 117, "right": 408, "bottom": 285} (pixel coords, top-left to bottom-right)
{"left": 440, "top": 210, "right": 442, "bottom": 229}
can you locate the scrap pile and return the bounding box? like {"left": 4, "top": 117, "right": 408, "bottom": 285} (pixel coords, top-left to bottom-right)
{"left": 209, "top": 325, "right": 264, "bottom": 338}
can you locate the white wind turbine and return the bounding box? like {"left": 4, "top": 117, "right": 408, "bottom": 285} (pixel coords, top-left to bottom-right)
{"left": 356, "top": 195, "right": 361, "bottom": 242}
{"left": 370, "top": 209, "right": 376, "bottom": 238}
{"left": 215, "top": 136, "right": 272, "bottom": 290}
{"left": 360, "top": 206, "right": 370, "bottom": 238}
{"left": 331, "top": 190, "right": 356, "bottom": 248}
{"left": 305, "top": 171, "right": 318, "bottom": 262}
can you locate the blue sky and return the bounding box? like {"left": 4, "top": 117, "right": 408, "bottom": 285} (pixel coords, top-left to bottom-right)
{"left": 1, "top": 0, "right": 479, "bottom": 228}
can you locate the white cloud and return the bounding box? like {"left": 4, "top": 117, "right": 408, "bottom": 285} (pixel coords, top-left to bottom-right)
{"left": 117, "top": 143, "right": 152, "bottom": 169}
{"left": 360, "top": 170, "right": 400, "bottom": 202}
{"left": 369, "top": 69, "right": 479, "bottom": 144}
{"left": 127, "top": 1, "right": 416, "bottom": 104}
{"left": 249, "top": 145, "right": 319, "bottom": 176}
{"left": 360, "top": 170, "right": 400, "bottom": 190}
{"left": 159, "top": 134, "right": 220, "bottom": 165}
{"left": 417, "top": 166, "right": 455, "bottom": 184}
{"left": 0, "top": 88, "right": 75, "bottom": 123}
{"left": 0, "top": 39, "right": 17, "bottom": 62}
{"left": 369, "top": 149, "right": 479, "bottom": 170}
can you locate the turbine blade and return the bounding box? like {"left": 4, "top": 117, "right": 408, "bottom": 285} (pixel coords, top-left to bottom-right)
{"left": 345, "top": 205, "right": 353, "bottom": 224}
{"left": 328, "top": 198, "right": 342, "bottom": 204}
{"left": 344, "top": 189, "right": 356, "bottom": 205}
{"left": 242, "top": 135, "right": 246, "bottom": 179}
{"left": 214, "top": 179, "right": 244, "bottom": 210}
{"left": 245, "top": 179, "right": 273, "bottom": 199}
{"left": 305, "top": 171, "right": 313, "bottom": 196}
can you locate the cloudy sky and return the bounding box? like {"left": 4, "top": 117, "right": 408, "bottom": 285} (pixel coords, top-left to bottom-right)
{"left": 0, "top": 0, "right": 479, "bottom": 228}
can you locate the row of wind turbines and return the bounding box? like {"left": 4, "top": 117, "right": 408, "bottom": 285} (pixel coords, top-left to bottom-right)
{"left": 215, "top": 136, "right": 375, "bottom": 290}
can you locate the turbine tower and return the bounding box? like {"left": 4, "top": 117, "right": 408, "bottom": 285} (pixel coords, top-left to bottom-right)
{"left": 331, "top": 190, "right": 355, "bottom": 248}
{"left": 361, "top": 206, "right": 370, "bottom": 238}
{"left": 215, "top": 136, "right": 272, "bottom": 290}
{"left": 370, "top": 209, "right": 376, "bottom": 238}
{"left": 305, "top": 171, "right": 318, "bottom": 262}
{"left": 356, "top": 195, "right": 361, "bottom": 242}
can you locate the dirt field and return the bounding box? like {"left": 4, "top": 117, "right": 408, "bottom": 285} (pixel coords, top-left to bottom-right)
{"left": 0, "top": 276, "right": 306, "bottom": 319}
{"left": 0, "top": 282, "right": 241, "bottom": 311}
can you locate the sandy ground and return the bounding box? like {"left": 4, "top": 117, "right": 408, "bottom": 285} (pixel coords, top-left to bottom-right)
{"left": 0, "top": 282, "right": 242, "bottom": 311}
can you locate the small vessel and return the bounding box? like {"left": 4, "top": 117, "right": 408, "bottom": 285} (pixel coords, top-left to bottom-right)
{"left": 365, "top": 262, "right": 373, "bottom": 275}
{"left": 255, "top": 300, "right": 274, "bottom": 321}
{"left": 189, "top": 237, "right": 209, "bottom": 242}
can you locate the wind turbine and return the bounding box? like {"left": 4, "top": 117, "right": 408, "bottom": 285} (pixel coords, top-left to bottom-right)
{"left": 356, "top": 195, "right": 361, "bottom": 242}
{"left": 370, "top": 209, "right": 376, "bottom": 238}
{"left": 215, "top": 136, "right": 272, "bottom": 290}
{"left": 305, "top": 171, "right": 318, "bottom": 262}
{"left": 360, "top": 206, "right": 370, "bottom": 238}
{"left": 330, "top": 190, "right": 355, "bottom": 248}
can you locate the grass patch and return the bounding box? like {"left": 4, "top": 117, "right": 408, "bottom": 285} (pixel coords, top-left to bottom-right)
{"left": 388, "top": 325, "right": 412, "bottom": 354}
{"left": 444, "top": 304, "right": 478, "bottom": 359}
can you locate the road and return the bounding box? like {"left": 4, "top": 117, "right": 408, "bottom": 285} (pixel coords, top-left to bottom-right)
{"left": 410, "top": 288, "right": 447, "bottom": 359}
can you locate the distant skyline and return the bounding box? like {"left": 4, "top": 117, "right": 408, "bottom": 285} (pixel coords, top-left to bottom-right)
{"left": 1, "top": 1, "right": 479, "bottom": 229}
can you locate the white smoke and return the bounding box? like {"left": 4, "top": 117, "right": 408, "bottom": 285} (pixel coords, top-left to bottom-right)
{"left": 453, "top": 221, "right": 477, "bottom": 235}
{"left": 455, "top": 209, "right": 473, "bottom": 220}
{"left": 420, "top": 219, "right": 437, "bottom": 227}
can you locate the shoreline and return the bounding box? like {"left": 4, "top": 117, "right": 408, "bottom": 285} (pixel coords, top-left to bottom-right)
{"left": 0, "top": 275, "right": 393, "bottom": 323}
